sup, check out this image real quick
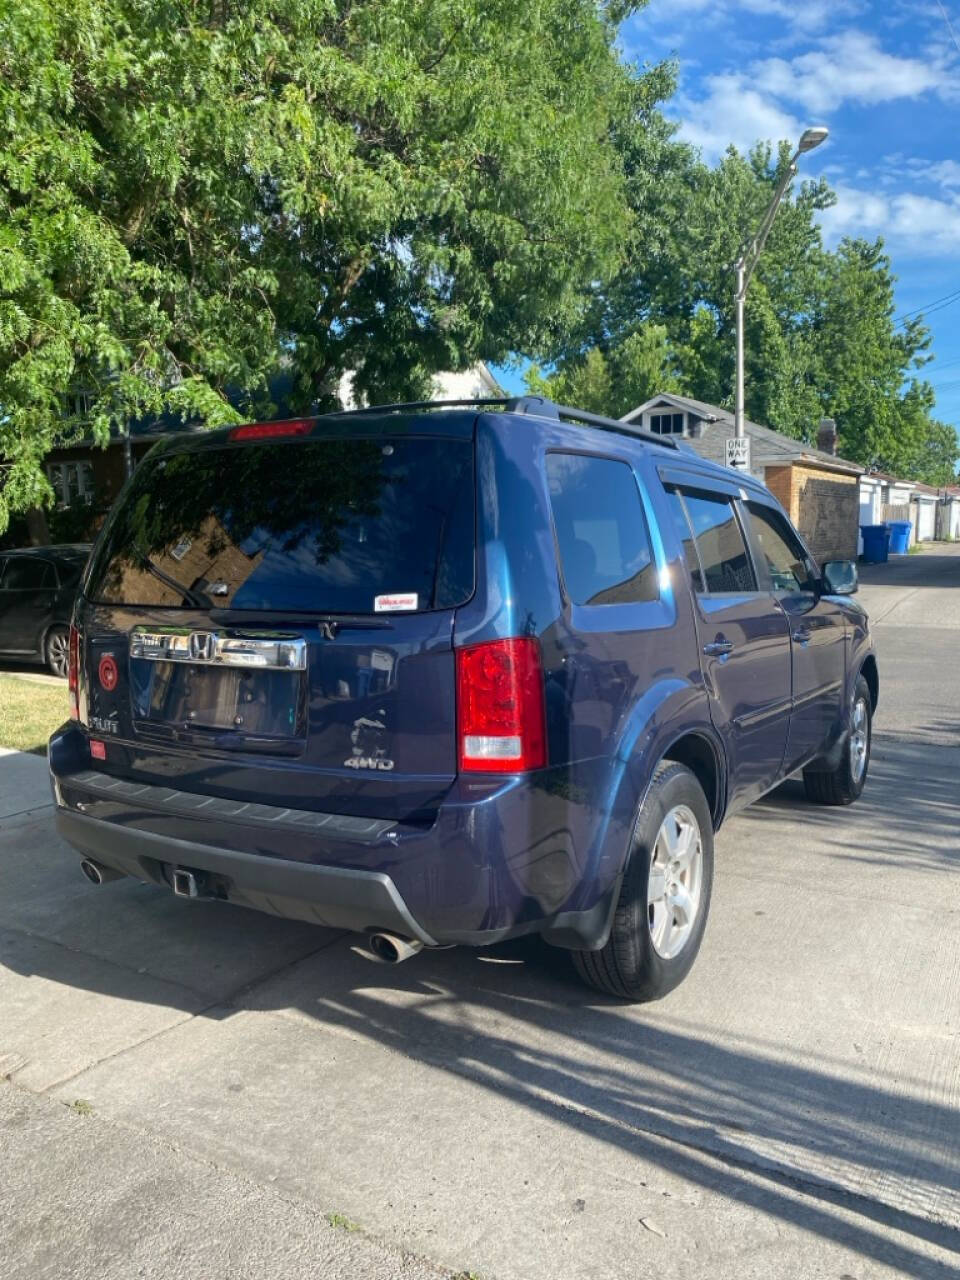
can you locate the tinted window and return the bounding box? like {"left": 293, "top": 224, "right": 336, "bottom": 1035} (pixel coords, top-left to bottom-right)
{"left": 86, "top": 436, "right": 475, "bottom": 613}
{"left": 546, "top": 453, "right": 657, "bottom": 606}
{"left": 1, "top": 558, "right": 52, "bottom": 590}
{"left": 747, "top": 502, "right": 815, "bottom": 591}
{"left": 663, "top": 488, "right": 705, "bottom": 593}
{"left": 680, "top": 492, "right": 756, "bottom": 593}
{"left": 56, "top": 559, "right": 85, "bottom": 589}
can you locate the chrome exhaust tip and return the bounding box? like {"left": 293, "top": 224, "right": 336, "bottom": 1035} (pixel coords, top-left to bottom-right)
{"left": 368, "top": 932, "right": 424, "bottom": 964}
{"left": 80, "top": 858, "right": 125, "bottom": 886}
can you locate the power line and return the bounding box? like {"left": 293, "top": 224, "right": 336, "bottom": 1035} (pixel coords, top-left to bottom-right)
{"left": 895, "top": 286, "right": 960, "bottom": 327}
{"left": 935, "top": 0, "right": 960, "bottom": 56}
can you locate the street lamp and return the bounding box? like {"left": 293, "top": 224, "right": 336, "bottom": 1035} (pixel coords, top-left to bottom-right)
{"left": 733, "top": 126, "right": 829, "bottom": 459}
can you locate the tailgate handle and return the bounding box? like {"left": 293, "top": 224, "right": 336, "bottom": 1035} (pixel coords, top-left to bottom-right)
{"left": 130, "top": 627, "right": 307, "bottom": 671}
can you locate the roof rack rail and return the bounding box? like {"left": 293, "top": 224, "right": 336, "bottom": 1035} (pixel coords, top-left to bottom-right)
{"left": 326, "top": 395, "right": 682, "bottom": 450}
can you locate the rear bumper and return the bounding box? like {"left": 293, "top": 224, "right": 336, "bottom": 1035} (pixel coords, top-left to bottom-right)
{"left": 48, "top": 724, "right": 624, "bottom": 949}
{"left": 55, "top": 806, "right": 439, "bottom": 944}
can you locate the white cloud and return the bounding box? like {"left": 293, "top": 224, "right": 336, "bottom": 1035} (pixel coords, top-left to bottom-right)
{"left": 927, "top": 160, "right": 960, "bottom": 190}
{"left": 645, "top": 0, "right": 858, "bottom": 34}
{"left": 820, "top": 185, "right": 960, "bottom": 257}
{"left": 673, "top": 29, "right": 956, "bottom": 163}
{"left": 676, "top": 73, "right": 805, "bottom": 160}
{"left": 751, "top": 31, "right": 947, "bottom": 113}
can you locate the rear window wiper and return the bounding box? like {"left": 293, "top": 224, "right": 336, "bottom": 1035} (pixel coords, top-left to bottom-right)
{"left": 132, "top": 543, "right": 210, "bottom": 609}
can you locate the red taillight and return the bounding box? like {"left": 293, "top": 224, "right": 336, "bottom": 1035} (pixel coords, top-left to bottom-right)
{"left": 229, "top": 419, "right": 314, "bottom": 441}
{"left": 68, "top": 623, "right": 80, "bottom": 720}
{"left": 456, "top": 637, "right": 547, "bottom": 773}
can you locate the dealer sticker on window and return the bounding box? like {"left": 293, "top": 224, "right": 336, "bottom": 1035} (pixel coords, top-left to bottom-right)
{"left": 374, "top": 592, "right": 418, "bottom": 613}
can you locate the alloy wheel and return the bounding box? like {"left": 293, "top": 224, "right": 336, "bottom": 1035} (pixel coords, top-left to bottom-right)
{"left": 850, "top": 697, "right": 869, "bottom": 784}
{"left": 47, "top": 628, "right": 69, "bottom": 678}
{"left": 647, "top": 804, "right": 704, "bottom": 960}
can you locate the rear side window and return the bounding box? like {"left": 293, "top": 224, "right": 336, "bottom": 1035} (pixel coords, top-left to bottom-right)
{"left": 1, "top": 559, "right": 53, "bottom": 589}
{"left": 86, "top": 435, "right": 475, "bottom": 614}
{"left": 546, "top": 453, "right": 658, "bottom": 606}
{"left": 679, "top": 491, "right": 756, "bottom": 593}
{"left": 56, "top": 560, "right": 84, "bottom": 589}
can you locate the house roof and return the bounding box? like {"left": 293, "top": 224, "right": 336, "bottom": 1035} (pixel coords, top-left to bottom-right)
{"left": 623, "top": 392, "right": 865, "bottom": 476}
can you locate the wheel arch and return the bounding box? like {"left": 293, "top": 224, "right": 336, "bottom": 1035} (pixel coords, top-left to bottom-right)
{"left": 661, "top": 730, "right": 727, "bottom": 830}
{"left": 859, "top": 653, "right": 879, "bottom": 711}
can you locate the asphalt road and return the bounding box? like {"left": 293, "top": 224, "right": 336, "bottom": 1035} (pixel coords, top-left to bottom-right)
{"left": 1, "top": 548, "right": 959, "bottom": 1280}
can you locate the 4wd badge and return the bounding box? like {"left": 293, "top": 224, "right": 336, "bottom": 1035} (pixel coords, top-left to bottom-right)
{"left": 344, "top": 714, "right": 395, "bottom": 771}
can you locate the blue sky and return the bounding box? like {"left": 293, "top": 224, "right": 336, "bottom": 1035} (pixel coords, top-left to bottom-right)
{"left": 495, "top": 0, "right": 960, "bottom": 435}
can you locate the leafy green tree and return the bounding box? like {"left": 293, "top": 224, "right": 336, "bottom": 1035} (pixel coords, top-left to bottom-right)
{"left": 0, "top": 0, "right": 656, "bottom": 533}
{"left": 533, "top": 137, "right": 958, "bottom": 481}
{"left": 526, "top": 324, "right": 680, "bottom": 418}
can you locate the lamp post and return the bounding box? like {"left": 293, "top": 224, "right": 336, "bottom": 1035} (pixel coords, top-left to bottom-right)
{"left": 732, "top": 126, "right": 829, "bottom": 465}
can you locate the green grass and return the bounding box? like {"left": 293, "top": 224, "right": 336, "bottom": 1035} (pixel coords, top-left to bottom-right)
{"left": 324, "top": 1212, "right": 362, "bottom": 1233}
{"left": 0, "top": 673, "right": 68, "bottom": 754}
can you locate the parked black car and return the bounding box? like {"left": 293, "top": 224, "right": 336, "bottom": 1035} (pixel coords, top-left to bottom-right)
{"left": 0, "top": 545, "right": 92, "bottom": 676}
{"left": 50, "top": 397, "right": 876, "bottom": 1001}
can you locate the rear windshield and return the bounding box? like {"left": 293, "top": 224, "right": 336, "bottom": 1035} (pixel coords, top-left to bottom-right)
{"left": 86, "top": 435, "right": 475, "bottom": 614}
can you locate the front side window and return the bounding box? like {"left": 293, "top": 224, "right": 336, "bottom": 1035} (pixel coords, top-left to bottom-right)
{"left": 680, "top": 491, "right": 756, "bottom": 593}
{"left": 746, "top": 502, "right": 816, "bottom": 592}
{"left": 546, "top": 453, "right": 658, "bottom": 606}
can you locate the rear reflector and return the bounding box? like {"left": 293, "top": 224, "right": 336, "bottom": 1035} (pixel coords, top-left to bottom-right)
{"left": 229, "top": 419, "right": 314, "bottom": 441}
{"left": 89, "top": 740, "right": 106, "bottom": 761}
{"left": 456, "top": 637, "right": 546, "bottom": 773}
{"left": 68, "top": 623, "right": 80, "bottom": 720}
{"left": 98, "top": 654, "right": 118, "bottom": 692}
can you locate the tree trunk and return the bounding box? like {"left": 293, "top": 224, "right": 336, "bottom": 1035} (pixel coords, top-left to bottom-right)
{"left": 25, "top": 507, "right": 51, "bottom": 546}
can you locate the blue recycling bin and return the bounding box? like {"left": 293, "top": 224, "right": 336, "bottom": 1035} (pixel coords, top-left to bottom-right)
{"left": 860, "top": 524, "right": 889, "bottom": 563}
{"left": 886, "top": 520, "right": 912, "bottom": 555}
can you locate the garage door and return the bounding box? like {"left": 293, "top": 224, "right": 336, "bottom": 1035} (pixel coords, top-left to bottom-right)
{"left": 917, "top": 500, "right": 936, "bottom": 542}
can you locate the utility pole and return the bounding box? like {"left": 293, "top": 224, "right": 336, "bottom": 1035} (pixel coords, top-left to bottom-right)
{"left": 732, "top": 126, "right": 829, "bottom": 468}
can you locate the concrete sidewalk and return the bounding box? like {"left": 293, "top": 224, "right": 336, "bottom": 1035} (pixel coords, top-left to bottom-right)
{"left": 1, "top": 555, "right": 959, "bottom": 1279}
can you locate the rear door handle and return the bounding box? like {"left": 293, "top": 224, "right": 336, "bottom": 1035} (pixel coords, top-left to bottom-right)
{"left": 703, "top": 639, "right": 734, "bottom": 657}
{"left": 793, "top": 627, "right": 811, "bottom": 646}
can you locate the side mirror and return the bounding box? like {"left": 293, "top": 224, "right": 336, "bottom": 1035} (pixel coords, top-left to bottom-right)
{"left": 822, "top": 560, "right": 858, "bottom": 595}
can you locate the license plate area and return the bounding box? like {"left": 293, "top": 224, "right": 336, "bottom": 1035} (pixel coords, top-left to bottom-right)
{"left": 128, "top": 626, "right": 307, "bottom": 739}
{"left": 133, "top": 661, "right": 304, "bottom": 736}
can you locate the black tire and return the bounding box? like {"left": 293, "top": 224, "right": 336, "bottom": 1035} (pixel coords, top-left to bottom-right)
{"left": 802, "top": 675, "right": 872, "bottom": 807}
{"left": 45, "top": 625, "right": 70, "bottom": 678}
{"left": 573, "top": 761, "right": 714, "bottom": 1002}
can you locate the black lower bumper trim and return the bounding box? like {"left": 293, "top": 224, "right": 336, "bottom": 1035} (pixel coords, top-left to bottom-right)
{"left": 55, "top": 807, "right": 437, "bottom": 945}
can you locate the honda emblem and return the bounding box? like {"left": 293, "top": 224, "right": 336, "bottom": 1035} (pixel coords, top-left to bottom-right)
{"left": 189, "top": 631, "right": 216, "bottom": 662}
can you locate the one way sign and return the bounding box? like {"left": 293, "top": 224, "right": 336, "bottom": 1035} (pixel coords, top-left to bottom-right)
{"left": 725, "top": 437, "right": 751, "bottom": 471}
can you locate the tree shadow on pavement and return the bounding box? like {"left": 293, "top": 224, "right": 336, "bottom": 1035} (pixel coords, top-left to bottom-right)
{"left": 746, "top": 734, "right": 960, "bottom": 874}
{"left": 255, "top": 938, "right": 960, "bottom": 1277}
{"left": 4, "top": 864, "right": 960, "bottom": 1276}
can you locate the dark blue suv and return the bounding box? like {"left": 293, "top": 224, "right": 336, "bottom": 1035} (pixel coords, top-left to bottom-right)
{"left": 49, "top": 398, "right": 877, "bottom": 1000}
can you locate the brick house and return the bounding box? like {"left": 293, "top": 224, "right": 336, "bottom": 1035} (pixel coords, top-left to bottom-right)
{"left": 622, "top": 393, "right": 864, "bottom": 564}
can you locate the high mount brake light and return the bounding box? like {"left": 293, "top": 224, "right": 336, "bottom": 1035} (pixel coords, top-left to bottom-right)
{"left": 229, "top": 420, "right": 314, "bottom": 441}
{"left": 456, "top": 637, "right": 547, "bottom": 773}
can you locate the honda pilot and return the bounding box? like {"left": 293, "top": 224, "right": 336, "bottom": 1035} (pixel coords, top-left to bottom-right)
{"left": 49, "top": 397, "right": 877, "bottom": 1000}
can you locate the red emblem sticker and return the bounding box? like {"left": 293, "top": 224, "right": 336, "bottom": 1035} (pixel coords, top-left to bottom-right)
{"left": 98, "top": 654, "right": 119, "bottom": 691}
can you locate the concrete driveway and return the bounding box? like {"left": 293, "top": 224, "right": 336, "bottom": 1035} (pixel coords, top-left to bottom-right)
{"left": 2, "top": 549, "right": 959, "bottom": 1279}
